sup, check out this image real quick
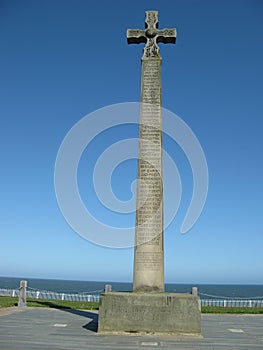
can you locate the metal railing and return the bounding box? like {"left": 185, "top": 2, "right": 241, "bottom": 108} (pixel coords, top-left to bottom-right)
{"left": 0, "top": 288, "right": 100, "bottom": 302}
{"left": 199, "top": 291, "right": 263, "bottom": 307}
{"left": 201, "top": 299, "right": 263, "bottom": 308}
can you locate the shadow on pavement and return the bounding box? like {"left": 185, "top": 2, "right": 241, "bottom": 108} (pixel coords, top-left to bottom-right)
{"left": 34, "top": 301, "right": 98, "bottom": 332}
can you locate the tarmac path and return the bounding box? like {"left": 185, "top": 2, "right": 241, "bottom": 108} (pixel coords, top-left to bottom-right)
{"left": 0, "top": 307, "right": 262, "bottom": 349}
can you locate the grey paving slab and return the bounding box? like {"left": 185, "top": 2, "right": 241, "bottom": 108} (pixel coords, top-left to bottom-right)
{"left": 0, "top": 308, "right": 262, "bottom": 350}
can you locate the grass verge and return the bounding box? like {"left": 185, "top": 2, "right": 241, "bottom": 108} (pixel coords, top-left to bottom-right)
{"left": 0, "top": 296, "right": 99, "bottom": 310}
{"left": 201, "top": 306, "right": 263, "bottom": 314}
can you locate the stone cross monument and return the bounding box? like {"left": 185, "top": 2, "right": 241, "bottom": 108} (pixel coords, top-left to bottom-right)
{"left": 98, "top": 11, "right": 201, "bottom": 335}
{"left": 127, "top": 10, "right": 176, "bottom": 293}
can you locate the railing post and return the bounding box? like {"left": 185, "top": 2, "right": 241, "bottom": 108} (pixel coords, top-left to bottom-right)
{"left": 191, "top": 287, "right": 198, "bottom": 297}
{"left": 18, "top": 280, "right": 27, "bottom": 307}
{"left": 104, "top": 284, "right": 112, "bottom": 293}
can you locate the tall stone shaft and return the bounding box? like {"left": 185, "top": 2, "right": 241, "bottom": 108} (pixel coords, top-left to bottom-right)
{"left": 127, "top": 11, "right": 176, "bottom": 292}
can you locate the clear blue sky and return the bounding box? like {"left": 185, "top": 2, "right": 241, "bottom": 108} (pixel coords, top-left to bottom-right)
{"left": 1, "top": 0, "right": 262, "bottom": 284}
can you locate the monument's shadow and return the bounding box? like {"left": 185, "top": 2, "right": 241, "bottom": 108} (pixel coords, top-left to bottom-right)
{"left": 34, "top": 301, "right": 98, "bottom": 332}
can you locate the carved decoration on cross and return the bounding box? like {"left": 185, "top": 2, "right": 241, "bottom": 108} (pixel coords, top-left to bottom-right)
{"left": 127, "top": 11, "right": 176, "bottom": 59}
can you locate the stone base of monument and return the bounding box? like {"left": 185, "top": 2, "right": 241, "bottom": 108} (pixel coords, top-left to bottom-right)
{"left": 98, "top": 292, "right": 201, "bottom": 336}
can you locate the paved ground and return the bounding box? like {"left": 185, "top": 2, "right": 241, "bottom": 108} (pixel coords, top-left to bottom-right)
{"left": 0, "top": 307, "right": 262, "bottom": 349}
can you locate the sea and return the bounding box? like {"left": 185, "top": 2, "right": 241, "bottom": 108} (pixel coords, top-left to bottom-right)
{"left": 1, "top": 277, "right": 263, "bottom": 300}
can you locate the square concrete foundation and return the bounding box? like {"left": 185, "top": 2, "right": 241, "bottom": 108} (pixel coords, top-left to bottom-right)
{"left": 98, "top": 292, "right": 201, "bottom": 336}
